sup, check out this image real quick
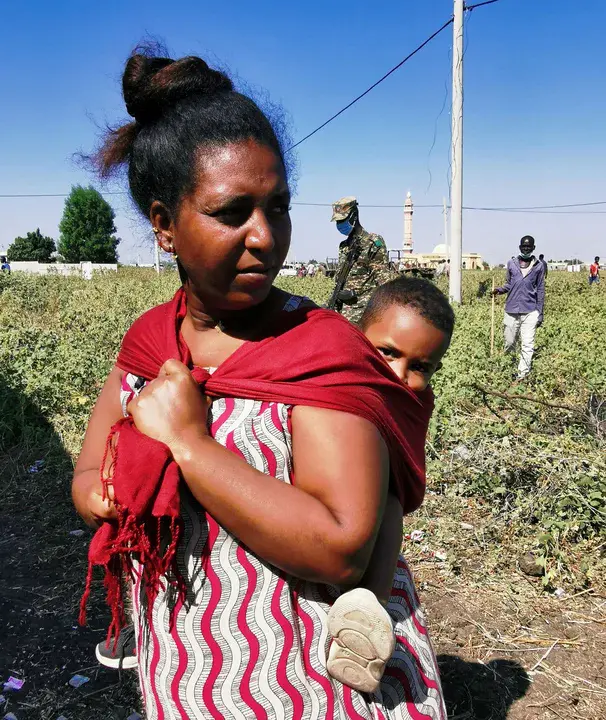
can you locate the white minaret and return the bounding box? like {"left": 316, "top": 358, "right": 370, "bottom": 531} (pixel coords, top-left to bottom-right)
{"left": 403, "top": 191, "right": 413, "bottom": 254}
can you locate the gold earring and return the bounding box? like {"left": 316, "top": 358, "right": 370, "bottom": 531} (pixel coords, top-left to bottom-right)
{"left": 152, "top": 227, "right": 160, "bottom": 235}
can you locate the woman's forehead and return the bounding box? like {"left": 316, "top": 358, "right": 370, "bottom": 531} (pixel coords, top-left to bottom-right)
{"left": 194, "top": 141, "right": 287, "bottom": 195}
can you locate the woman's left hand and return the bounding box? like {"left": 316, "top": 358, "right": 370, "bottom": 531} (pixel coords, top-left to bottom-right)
{"left": 127, "top": 359, "right": 210, "bottom": 453}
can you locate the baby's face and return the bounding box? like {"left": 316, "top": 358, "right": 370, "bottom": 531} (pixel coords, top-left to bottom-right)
{"left": 363, "top": 306, "right": 450, "bottom": 391}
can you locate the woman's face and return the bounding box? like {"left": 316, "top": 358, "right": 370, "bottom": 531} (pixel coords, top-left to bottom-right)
{"left": 165, "top": 140, "right": 291, "bottom": 311}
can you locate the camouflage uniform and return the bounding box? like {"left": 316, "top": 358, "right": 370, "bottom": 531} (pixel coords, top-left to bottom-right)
{"left": 331, "top": 197, "right": 395, "bottom": 324}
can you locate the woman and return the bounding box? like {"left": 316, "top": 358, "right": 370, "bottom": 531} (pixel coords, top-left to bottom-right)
{"left": 73, "top": 47, "right": 446, "bottom": 719}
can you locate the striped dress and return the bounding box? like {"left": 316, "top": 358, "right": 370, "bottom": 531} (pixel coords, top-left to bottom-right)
{"left": 121, "top": 311, "right": 446, "bottom": 720}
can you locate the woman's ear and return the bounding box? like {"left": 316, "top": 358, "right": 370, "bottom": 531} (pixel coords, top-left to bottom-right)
{"left": 150, "top": 201, "right": 176, "bottom": 254}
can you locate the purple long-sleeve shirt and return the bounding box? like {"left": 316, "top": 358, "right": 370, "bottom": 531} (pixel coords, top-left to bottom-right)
{"left": 497, "top": 257, "right": 545, "bottom": 319}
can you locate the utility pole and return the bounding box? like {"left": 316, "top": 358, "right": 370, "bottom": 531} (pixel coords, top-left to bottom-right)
{"left": 443, "top": 197, "right": 449, "bottom": 261}
{"left": 449, "top": 0, "right": 464, "bottom": 303}
{"left": 154, "top": 239, "right": 161, "bottom": 275}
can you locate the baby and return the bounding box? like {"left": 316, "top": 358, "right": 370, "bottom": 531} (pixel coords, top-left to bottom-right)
{"left": 326, "top": 275, "right": 454, "bottom": 693}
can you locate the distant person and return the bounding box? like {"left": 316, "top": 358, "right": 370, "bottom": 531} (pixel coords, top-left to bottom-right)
{"left": 589, "top": 256, "right": 600, "bottom": 285}
{"left": 329, "top": 196, "right": 394, "bottom": 322}
{"left": 539, "top": 253, "right": 548, "bottom": 276}
{"left": 1, "top": 256, "right": 10, "bottom": 274}
{"left": 492, "top": 235, "right": 545, "bottom": 381}
{"left": 435, "top": 259, "right": 450, "bottom": 278}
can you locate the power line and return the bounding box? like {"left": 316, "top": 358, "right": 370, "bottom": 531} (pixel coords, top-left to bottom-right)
{"left": 464, "top": 0, "right": 500, "bottom": 11}
{"left": 466, "top": 208, "right": 606, "bottom": 215}
{"left": 286, "top": 17, "right": 454, "bottom": 152}
{"left": 0, "top": 192, "right": 126, "bottom": 198}
{"left": 290, "top": 201, "right": 606, "bottom": 214}
{"left": 2, "top": 193, "right": 606, "bottom": 213}
{"left": 468, "top": 200, "right": 606, "bottom": 210}
{"left": 291, "top": 202, "right": 443, "bottom": 208}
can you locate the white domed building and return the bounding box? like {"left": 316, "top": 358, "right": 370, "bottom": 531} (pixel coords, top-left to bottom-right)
{"left": 392, "top": 242, "right": 483, "bottom": 271}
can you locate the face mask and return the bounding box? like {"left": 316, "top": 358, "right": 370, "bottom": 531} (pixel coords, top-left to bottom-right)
{"left": 336, "top": 219, "right": 354, "bottom": 236}
{"left": 519, "top": 249, "right": 534, "bottom": 260}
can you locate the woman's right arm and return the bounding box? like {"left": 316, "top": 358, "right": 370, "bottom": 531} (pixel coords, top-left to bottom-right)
{"left": 72, "top": 366, "right": 124, "bottom": 528}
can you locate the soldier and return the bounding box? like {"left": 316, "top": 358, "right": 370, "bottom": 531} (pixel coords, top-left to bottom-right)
{"left": 330, "top": 196, "right": 394, "bottom": 323}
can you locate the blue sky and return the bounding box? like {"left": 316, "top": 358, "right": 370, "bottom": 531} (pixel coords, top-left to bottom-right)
{"left": 2, "top": 0, "right": 605, "bottom": 264}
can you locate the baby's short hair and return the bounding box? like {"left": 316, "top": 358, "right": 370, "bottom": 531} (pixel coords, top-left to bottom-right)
{"left": 359, "top": 276, "right": 455, "bottom": 337}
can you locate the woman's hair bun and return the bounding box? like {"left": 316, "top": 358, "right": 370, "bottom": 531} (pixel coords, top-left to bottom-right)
{"left": 123, "top": 51, "right": 234, "bottom": 124}
{"left": 93, "top": 42, "right": 290, "bottom": 215}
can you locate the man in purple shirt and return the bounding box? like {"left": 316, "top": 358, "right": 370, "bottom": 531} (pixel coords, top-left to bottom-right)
{"left": 492, "top": 235, "right": 545, "bottom": 380}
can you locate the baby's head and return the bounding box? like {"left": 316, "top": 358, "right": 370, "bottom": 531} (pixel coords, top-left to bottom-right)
{"left": 359, "top": 276, "right": 454, "bottom": 391}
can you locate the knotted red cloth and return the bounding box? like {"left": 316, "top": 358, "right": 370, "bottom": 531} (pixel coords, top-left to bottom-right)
{"left": 80, "top": 288, "right": 433, "bottom": 641}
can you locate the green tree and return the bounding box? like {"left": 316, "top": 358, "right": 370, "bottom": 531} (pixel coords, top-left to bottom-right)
{"left": 58, "top": 185, "right": 120, "bottom": 263}
{"left": 7, "top": 229, "right": 56, "bottom": 262}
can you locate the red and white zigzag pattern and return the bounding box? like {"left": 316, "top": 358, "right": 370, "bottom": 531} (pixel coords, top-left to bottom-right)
{"left": 130, "top": 393, "right": 446, "bottom": 719}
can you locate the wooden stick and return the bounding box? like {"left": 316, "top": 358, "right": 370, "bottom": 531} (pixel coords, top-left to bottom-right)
{"left": 490, "top": 276, "right": 495, "bottom": 357}
{"left": 467, "top": 383, "right": 582, "bottom": 414}
{"left": 529, "top": 639, "right": 559, "bottom": 673}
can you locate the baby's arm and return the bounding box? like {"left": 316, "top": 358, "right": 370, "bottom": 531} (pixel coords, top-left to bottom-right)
{"left": 356, "top": 492, "right": 403, "bottom": 605}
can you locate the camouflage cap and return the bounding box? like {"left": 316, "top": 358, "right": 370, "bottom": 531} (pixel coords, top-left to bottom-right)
{"left": 331, "top": 196, "right": 358, "bottom": 222}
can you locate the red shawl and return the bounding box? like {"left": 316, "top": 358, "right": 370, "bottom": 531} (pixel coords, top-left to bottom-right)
{"left": 80, "top": 288, "right": 433, "bottom": 640}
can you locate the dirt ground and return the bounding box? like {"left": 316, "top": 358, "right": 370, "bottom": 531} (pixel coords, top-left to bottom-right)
{"left": 1, "top": 443, "right": 605, "bottom": 720}
{"left": 422, "top": 570, "right": 606, "bottom": 719}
